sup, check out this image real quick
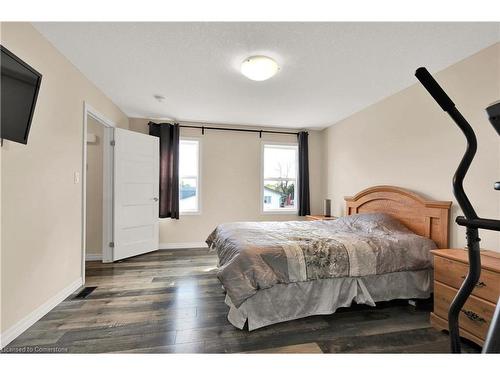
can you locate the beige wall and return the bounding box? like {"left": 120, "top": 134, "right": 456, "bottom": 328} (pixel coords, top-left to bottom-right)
{"left": 322, "top": 43, "right": 500, "bottom": 251}
{"left": 85, "top": 117, "right": 104, "bottom": 257}
{"left": 1, "top": 23, "right": 129, "bottom": 336}
{"left": 129, "top": 119, "right": 325, "bottom": 245}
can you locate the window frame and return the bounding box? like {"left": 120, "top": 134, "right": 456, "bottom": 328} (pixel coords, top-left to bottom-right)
{"left": 261, "top": 141, "right": 299, "bottom": 214}
{"left": 179, "top": 137, "right": 201, "bottom": 215}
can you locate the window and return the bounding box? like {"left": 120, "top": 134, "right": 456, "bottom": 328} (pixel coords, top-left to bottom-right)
{"left": 262, "top": 143, "right": 298, "bottom": 212}
{"left": 179, "top": 139, "right": 200, "bottom": 214}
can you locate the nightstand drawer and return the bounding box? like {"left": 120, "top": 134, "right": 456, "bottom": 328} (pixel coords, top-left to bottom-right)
{"left": 434, "top": 256, "right": 500, "bottom": 303}
{"left": 434, "top": 281, "right": 495, "bottom": 340}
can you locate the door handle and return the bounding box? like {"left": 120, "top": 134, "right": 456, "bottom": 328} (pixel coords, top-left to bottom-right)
{"left": 153, "top": 197, "right": 159, "bottom": 202}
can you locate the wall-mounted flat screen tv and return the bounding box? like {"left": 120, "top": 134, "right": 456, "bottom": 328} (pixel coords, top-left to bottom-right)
{"left": 1, "top": 45, "right": 42, "bottom": 145}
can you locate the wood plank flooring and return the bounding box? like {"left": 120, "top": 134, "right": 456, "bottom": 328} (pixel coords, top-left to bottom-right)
{"left": 4, "top": 248, "right": 481, "bottom": 353}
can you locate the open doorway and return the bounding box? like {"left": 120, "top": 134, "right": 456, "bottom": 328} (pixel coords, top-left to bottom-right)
{"left": 82, "top": 103, "right": 115, "bottom": 282}
{"left": 81, "top": 103, "right": 160, "bottom": 283}
{"left": 85, "top": 115, "right": 106, "bottom": 261}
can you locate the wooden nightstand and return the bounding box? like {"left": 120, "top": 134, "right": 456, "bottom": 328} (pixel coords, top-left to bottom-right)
{"left": 305, "top": 215, "right": 338, "bottom": 221}
{"left": 430, "top": 248, "right": 500, "bottom": 347}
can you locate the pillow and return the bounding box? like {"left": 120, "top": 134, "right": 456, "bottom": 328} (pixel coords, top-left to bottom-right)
{"left": 338, "top": 212, "right": 412, "bottom": 234}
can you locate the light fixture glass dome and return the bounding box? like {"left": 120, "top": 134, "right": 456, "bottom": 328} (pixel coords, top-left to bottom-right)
{"left": 240, "top": 55, "right": 279, "bottom": 81}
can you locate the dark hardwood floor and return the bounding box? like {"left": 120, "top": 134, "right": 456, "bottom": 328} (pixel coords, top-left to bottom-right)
{"left": 4, "top": 248, "right": 481, "bottom": 353}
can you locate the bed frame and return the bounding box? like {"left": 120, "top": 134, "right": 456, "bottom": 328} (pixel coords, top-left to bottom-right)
{"left": 345, "top": 185, "right": 452, "bottom": 249}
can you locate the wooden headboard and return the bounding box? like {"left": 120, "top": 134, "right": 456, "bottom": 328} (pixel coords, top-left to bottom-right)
{"left": 345, "top": 185, "right": 452, "bottom": 248}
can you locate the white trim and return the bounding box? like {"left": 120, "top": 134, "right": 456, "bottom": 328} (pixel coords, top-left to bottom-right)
{"left": 82, "top": 102, "right": 117, "bottom": 282}
{"left": 262, "top": 209, "right": 299, "bottom": 215}
{"left": 85, "top": 253, "right": 103, "bottom": 261}
{"left": 179, "top": 211, "right": 202, "bottom": 216}
{"left": 0, "top": 278, "right": 83, "bottom": 349}
{"left": 179, "top": 137, "right": 202, "bottom": 215}
{"left": 101, "top": 124, "right": 115, "bottom": 263}
{"left": 260, "top": 141, "right": 299, "bottom": 215}
{"left": 85, "top": 103, "right": 117, "bottom": 128}
{"left": 159, "top": 242, "right": 208, "bottom": 250}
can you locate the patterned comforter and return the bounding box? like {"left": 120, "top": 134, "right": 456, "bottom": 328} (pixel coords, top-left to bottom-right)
{"left": 206, "top": 213, "right": 436, "bottom": 307}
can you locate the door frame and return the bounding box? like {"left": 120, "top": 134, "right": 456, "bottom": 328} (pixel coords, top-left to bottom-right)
{"left": 82, "top": 102, "right": 116, "bottom": 283}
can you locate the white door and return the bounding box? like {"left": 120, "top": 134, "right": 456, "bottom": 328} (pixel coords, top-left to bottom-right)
{"left": 112, "top": 128, "right": 159, "bottom": 261}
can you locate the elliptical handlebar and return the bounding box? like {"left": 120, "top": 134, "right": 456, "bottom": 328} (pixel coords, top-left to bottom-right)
{"left": 415, "top": 67, "right": 478, "bottom": 220}
{"left": 415, "top": 67, "right": 456, "bottom": 111}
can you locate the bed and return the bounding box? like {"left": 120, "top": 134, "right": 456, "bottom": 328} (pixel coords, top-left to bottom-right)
{"left": 206, "top": 185, "right": 452, "bottom": 330}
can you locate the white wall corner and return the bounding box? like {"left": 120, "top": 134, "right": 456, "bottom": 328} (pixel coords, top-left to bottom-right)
{"left": 159, "top": 242, "right": 208, "bottom": 250}
{"left": 0, "top": 277, "right": 83, "bottom": 349}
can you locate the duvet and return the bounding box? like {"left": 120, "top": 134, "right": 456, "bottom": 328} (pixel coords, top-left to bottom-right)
{"left": 206, "top": 213, "right": 436, "bottom": 307}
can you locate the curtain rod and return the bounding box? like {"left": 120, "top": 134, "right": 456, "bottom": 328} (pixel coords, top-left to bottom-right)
{"left": 180, "top": 124, "right": 300, "bottom": 137}
{"left": 148, "top": 121, "right": 302, "bottom": 137}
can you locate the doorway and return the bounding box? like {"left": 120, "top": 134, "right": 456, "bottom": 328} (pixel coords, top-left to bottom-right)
{"left": 82, "top": 103, "right": 115, "bottom": 282}
{"left": 82, "top": 103, "right": 160, "bottom": 283}
{"left": 85, "top": 115, "right": 106, "bottom": 261}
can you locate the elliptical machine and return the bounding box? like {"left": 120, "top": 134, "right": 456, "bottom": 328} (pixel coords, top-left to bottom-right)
{"left": 415, "top": 67, "right": 500, "bottom": 354}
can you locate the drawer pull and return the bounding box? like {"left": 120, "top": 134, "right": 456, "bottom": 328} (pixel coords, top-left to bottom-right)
{"left": 461, "top": 309, "right": 486, "bottom": 323}
{"left": 460, "top": 275, "right": 486, "bottom": 288}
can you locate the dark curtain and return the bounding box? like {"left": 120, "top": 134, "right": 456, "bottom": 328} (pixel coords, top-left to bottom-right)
{"left": 297, "top": 131, "right": 310, "bottom": 216}
{"left": 148, "top": 122, "right": 180, "bottom": 219}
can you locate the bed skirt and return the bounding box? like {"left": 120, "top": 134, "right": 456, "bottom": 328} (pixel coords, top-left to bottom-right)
{"left": 225, "top": 269, "right": 432, "bottom": 331}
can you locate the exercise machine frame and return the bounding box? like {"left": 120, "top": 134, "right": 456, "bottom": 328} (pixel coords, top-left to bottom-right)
{"left": 415, "top": 67, "right": 500, "bottom": 354}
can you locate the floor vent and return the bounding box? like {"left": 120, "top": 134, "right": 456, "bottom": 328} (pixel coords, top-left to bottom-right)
{"left": 73, "top": 286, "right": 97, "bottom": 300}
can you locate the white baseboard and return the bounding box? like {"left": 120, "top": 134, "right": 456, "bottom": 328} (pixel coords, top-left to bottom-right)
{"left": 85, "top": 253, "right": 102, "bottom": 261}
{"left": 0, "top": 277, "right": 83, "bottom": 349}
{"left": 159, "top": 242, "right": 208, "bottom": 250}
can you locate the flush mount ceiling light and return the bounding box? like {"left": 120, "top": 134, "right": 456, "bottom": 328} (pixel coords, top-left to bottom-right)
{"left": 240, "top": 55, "right": 279, "bottom": 81}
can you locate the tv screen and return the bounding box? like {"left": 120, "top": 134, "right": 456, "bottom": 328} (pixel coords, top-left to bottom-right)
{"left": 1, "top": 45, "right": 42, "bottom": 144}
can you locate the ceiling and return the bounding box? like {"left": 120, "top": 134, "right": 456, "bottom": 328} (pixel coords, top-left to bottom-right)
{"left": 33, "top": 22, "right": 500, "bottom": 129}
